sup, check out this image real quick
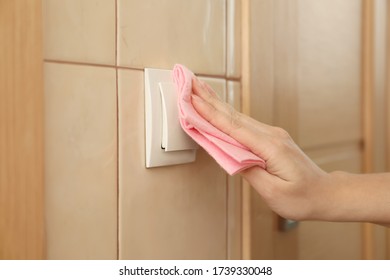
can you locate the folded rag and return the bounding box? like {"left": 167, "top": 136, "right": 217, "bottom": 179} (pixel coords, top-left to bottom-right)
{"left": 172, "top": 64, "right": 266, "bottom": 175}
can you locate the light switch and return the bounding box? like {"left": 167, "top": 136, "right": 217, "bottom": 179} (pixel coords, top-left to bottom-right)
{"left": 159, "top": 82, "right": 198, "bottom": 152}
{"left": 145, "top": 68, "right": 197, "bottom": 168}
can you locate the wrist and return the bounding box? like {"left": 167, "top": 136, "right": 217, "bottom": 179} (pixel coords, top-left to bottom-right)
{"left": 308, "top": 171, "right": 346, "bottom": 221}
{"left": 310, "top": 171, "right": 372, "bottom": 222}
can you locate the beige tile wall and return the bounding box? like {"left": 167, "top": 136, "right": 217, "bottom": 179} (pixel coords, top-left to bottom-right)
{"left": 44, "top": 63, "right": 117, "bottom": 259}
{"left": 43, "top": 0, "right": 116, "bottom": 65}
{"left": 43, "top": 0, "right": 242, "bottom": 259}
{"left": 118, "top": 69, "right": 227, "bottom": 259}
{"left": 118, "top": 0, "right": 226, "bottom": 75}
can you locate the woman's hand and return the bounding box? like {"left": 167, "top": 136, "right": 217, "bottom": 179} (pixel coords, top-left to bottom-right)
{"left": 191, "top": 77, "right": 331, "bottom": 221}
{"left": 191, "top": 77, "right": 390, "bottom": 225}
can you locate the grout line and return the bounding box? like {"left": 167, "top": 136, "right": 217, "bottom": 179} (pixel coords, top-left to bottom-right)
{"left": 225, "top": 0, "right": 229, "bottom": 82}
{"left": 239, "top": 178, "right": 243, "bottom": 260}
{"left": 116, "top": 65, "right": 145, "bottom": 71}
{"left": 115, "top": 68, "right": 120, "bottom": 261}
{"left": 44, "top": 59, "right": 116, "bottom": 69}
{"left": 196, "top": 73, "right": 241, "bottom": 81}
{"left": 115, "top": 0, "right": 118, "bottom": 68}
{"left": 115, "top": 0, "right": 120, "bottom": 261}
{"left": 226, "top": 175, "right": 230, "bottom": 260}
{"left": 43, "top": 59, "right": 242, "bottom": 82}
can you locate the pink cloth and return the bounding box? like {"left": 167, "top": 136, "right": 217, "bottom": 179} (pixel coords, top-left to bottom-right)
{"left": 173, "top": 64, "right": 266, "bottom": 175}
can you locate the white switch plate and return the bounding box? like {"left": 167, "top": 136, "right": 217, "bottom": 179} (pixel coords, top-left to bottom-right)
{"left": 144, "top": 68, "right": 197, "bottom": 168}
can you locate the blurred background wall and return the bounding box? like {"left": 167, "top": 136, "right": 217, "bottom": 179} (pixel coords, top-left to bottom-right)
{"left": 245, "top": 0, "right": 390, "bottom": 260}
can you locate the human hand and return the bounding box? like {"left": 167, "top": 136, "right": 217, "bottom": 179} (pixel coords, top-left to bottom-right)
{"left": 191, "top": 77, "right": 331, "bottom": 221}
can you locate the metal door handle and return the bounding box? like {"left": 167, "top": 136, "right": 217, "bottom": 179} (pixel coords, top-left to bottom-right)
{"left": 278, "top": 217, "right": 299, "bottom": 231}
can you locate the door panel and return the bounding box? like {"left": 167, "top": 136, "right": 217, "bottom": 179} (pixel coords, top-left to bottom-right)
{"left": 245, "top": 0, "right": 389, "bottom": 259}
{"left": 298, "top": 0, "right": 362, "bottom": 148}
{"left": 0, "top": 0, "right": 45, "bottom": 259}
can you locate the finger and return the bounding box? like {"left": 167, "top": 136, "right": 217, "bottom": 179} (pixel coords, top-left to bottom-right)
{"left": 191, "top": 78, "right": 280, "bottom": 158}
{"left": 203, "top": 81, "right": 219, "bottom": 98}
{"left": 192, "top": 77, "right": 274, "bottom": 135}
{"left": 191, "top": 94, "right": 274, "bottom": 160}
{"left": 241, "top": 167, "right": 279, "bottom": 201}
{"left": 192, "top": 77, "right": 222, "bottom": 105}
{"left": 198, "top": 78, "right": 220, "bottom": 99}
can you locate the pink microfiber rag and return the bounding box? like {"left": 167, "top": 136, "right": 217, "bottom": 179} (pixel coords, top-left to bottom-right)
{"left": 173, "top": 64, "right": 266, "bottom": 175}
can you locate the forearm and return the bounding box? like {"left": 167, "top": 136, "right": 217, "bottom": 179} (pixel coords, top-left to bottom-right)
{"left": 314, "top": 171, "right": 390, "bottom": 224}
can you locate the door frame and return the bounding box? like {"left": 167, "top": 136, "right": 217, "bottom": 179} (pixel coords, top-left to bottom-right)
{"left": 0, "top": 0, "right": 45, "bottom": 259}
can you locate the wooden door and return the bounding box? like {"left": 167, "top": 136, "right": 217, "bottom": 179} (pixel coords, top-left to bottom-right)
{"left": 243, "top": 0, "right": 390, "bottom": 259}
{"left": 0, "top": 0, "right": 45, "bottom": 259}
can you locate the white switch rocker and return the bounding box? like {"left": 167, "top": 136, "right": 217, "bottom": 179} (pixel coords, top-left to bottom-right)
{"left": 145, "top": 68, "right": 197, "bottom": 168}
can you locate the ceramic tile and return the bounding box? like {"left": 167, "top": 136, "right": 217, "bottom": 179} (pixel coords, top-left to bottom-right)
{"left": 227, "top": 174, "right": 242, "bottom": 259}
{"left": 227, "top": 0, "right": 241, "bottom": 78}
{"left": 227, "top": 81, "right": 242, "bottom": 260}
{"left": 118, "top": 69, "right": 227, "bottom": 259}
{"left": 118, "top": 0, "right": 226, "bottom": 75}
{"left": 44, "top": 62, "right": 117, "bottom": 259}
{"left": 43, "top": 0, "right": 115, "bottom": 65}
